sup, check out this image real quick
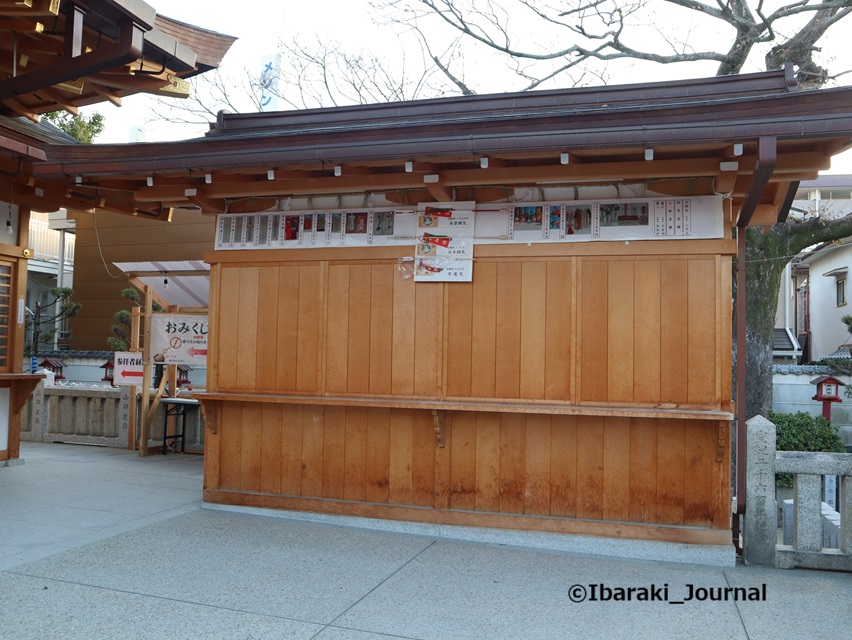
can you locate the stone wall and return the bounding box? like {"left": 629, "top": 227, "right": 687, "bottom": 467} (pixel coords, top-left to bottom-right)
{"left": 21, "top": 383, "right": 204, "bottom": 451}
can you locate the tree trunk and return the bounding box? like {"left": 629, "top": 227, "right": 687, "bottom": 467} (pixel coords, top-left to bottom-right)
{"left": 742, "top": 227, "right": 789, "bottom": 419}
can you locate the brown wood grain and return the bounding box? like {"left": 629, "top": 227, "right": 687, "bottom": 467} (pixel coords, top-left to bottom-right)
{"left": 343, "top": 406, "right": 368, "bottom": 501}
{"left": 449, "top": 410, "right": 476, "bottom": 510}
{"left": 255, "top": 267, "right": 280, "bottom": 393}
{"left": 576, "top": 416, "right": 604, "bottom": 519}
{"left": 411, "top": 410, "right": 437, "bottom": 507}
{"left": 300, "top": 406, "right": 324, "bottom": 497}
{"left": 633, "top": 261, "right": 661, "bottom": 403}
{"left": 369, "top": 266, "right": 394, "bottom": 395}
{"left": 296, "top": 266, "right": 322, "bottom": 393}
{"left": 240, "top": 403, "right": 263, "bottom": 492}
{"left": 545, "top": 261, "right": 572, "bottom": 401}
{"left": 470, "top": 262, "right": 498, "bottom": 397}
{"left": 445, "top": 281, "right": 474, "bottom": 397}
{"left": 495, "top": 263, "right": 522, "bottom": 399}
{"left": 391, "top": 269, "right": 416, "bottom": 395}
{"left": 347, "top": 266, "right": 373, "bottom": 394}
{"left": 216, "top": 267, "right": 240, "bottom": 390}
{"left": 683, "top": 420, "right": 715, "bottom": 527}
{"left": 499, "top": 413, "right": 526, "bottom": 514}
{"left": 475, "top": 411, "right": 501, "bottom": 512}
{"left": 278, "top": 405, "right": 302, "bottom": 496}
{"left": 524, "top": 413, "right": 552, "bottom": 515}
{"left": 550, "top": 415, "right": 578, "bottom": 517}
{"left": 321, "top": 405, "right": 346, "bottom": 499}
{"left": 579, "top": 261, "right": 608, "bottom": 402}
{"left": 520, "top": 262, "right": 547, "bottom": 400}
{"left": 236, "top": 268, "right": 260, "bottom": 390}
{"left": 260, "top": 403, "right": 283, "bottom": 495}
{"left": 366, "top": 407, "right": 391, "bottom": 503}
{"left": 629, "top": 418, "right": 658, "bottom": 523}
{"left": 656, "top": 418, "right": 685, "bottom": 525}
{"left": 275, "top": 266, "right": 300, "bottom": 392}
{"left": 660, "top": 260, "right": 688, "bottom": 405}
{"left": 219, "top": 402, "right": 242, "bottom": 490}
{"left": 414, "top": 283, "right": 442, "bottom": 397}
{"left": 687, "top": 259, "right": 717, "bottom": 405}
{"left": 607, "top": 262, "right": 635, "bottom": 403}
{"left": 388, "top": 409, "right": 414, "bottom": 505}
{"left": 602, "top": 417, "right": 631, "bottom": 522}
{"left": 325, "top": 266, "right": 350, "bottom": 394}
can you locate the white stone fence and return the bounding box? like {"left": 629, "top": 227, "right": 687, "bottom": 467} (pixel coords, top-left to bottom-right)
{"left": 744, "top": 415, "right": 852, "bottom": 571}
{"left": 20, "top": 382, "right": 204, "bottom": 451}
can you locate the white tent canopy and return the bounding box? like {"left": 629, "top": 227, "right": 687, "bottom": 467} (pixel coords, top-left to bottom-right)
{"left": 113, "top": 260, "right": 209, "bottom": 309}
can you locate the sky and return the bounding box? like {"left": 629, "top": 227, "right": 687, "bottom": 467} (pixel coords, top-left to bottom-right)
{"left": 92, "top": 0, "right": 852, "bottom": 174}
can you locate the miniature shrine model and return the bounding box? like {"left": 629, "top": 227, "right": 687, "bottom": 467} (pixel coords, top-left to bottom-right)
{"left": 26, "top": 67, "right": 852, "bottom": 546}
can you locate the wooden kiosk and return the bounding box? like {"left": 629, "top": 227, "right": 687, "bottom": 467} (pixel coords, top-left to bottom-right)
{"left": 31, "top": 68, "right": 852, "bottom": 545}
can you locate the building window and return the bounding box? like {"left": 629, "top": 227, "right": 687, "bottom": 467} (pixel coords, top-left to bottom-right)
{"left": 837, "top": 278, "right": 846, "bottom": 306}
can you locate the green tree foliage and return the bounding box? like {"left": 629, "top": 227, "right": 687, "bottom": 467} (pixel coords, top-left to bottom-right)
{"left": 107, "top": 287, "right": 164, "bottom": 351}
{"left": 769, "top": 410, "right": 847, "bottom": 486}
{"left": 42, "top": 111, "right": 105, "bottom": 144}
{"left": 25, "top": 287, "right": 81, "bottom": 358}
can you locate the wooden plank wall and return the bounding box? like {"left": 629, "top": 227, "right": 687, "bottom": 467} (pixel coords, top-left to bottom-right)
{"left": 209, "top": 254, "right": 730, "bottom": 410}
{"left": 205, "top": 248, "right": 732, "bottom": 532}
{"left": 208, "top": 403, "right": 730, "bottom": 529}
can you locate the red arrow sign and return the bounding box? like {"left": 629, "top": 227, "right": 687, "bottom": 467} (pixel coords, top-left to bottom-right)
{"left": 187, "top": 347, "right": 208, "bottom": 356}
{"left": 119, "top": 370, "right": 144, "bottom": 378}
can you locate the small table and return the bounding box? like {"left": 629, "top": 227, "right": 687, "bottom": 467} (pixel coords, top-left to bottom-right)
{"left": 160, "top": 397, "right": 200, "bottom": 454}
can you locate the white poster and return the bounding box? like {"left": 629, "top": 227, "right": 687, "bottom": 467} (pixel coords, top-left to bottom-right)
{"left": 150, "top": 314, "right": 209, "bottom": 365}
{"left": 113, "top": 351, "right": 144, "bottom": 386}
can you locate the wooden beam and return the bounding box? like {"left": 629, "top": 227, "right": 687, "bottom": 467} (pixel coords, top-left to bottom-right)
{"left": 737, "top": 137, "right": 777, "bottom": 227}
{"left": 88, "top": 82, "right": 122, "bottom": 106}
{"left": 425, "top": 176, "right": 453, "bottom": 202}
{"left": 139, "top": 286, "right": 153, "bottom": 456}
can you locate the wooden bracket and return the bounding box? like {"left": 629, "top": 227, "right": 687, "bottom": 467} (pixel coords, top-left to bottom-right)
{"left": 200, "top": 401, "right": 218, "bottom": 435}
{"left": 432, "top": 409, "right": 445, "bottom": 448}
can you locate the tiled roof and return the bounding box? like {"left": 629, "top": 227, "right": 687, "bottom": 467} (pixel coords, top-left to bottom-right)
{"left": 773, "top": 364, "right": 831, "bottom": 375}
{"left": 155, "top": 15, "right": 237, "bottom": 73}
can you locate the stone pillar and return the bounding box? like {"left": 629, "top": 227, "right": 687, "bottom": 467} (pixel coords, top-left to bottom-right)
{"left": 29, "top": 381, "right": 47, "bottom": 442}
{"left": 743, "top": 415, "right": 777, "bottom": 567}
{"left": 793, "top": 474, "right": 823, "bottom": 552}
{"left": 841, "top": 475, "right": 852, "bottom": 555}
{"left": 118, "top": 386, "right": 130, "bottom": 448}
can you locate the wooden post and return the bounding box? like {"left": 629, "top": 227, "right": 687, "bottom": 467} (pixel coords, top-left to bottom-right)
{"left": 139, "top": 286, "right": 153, "bottom": 456}
{"left": 127, "top": 306, "right": 141, "bottom": 449}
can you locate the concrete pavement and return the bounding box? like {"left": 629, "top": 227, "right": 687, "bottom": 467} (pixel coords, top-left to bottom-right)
{"left": 1, "top": 442, "right": 849, "bottom": 639}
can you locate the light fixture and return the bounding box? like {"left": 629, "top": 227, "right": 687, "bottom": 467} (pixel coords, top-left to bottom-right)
{"left": 5, "top": 201, "right": 13, "bottom": 236}
{"left": 334, "top": 165, "right": 342, "bottom": 177}
{"left": 733, "top": 143, "right": 744, "bottom": 156}
{"left": 480, "top": 157, "right": 489, "bottom": 169}
{"left": 644, "top": 148, "right": 654, "bottom": 161}
{"left": 75, "top": 175, "right": 82, "bottom": 184}
{"left": 184, "top": 188, "right": 197, "bottom": 197}
{"left": 205, "top": 173, "right": 212, "bottom": 184}
{"left": 405, "top": 161, "right": 413, "bottom": 173}
{"left": 267, "top": 169, "right": 275, "bottom": 180}
{"left": 560, "top": 153, "right": 570, "bottom": 165}
{"left": 163, "top": 277, "right": 169, "bottom": 291}
{"left": 424, "top": 174, "right": 440, "bottom": 183}
{"left": 146, "top": 176, "right": 154, "bottom": 187}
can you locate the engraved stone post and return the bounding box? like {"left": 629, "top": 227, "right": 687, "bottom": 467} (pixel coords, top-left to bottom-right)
{"left": 743, "top": 415, "right": 777, "bottom": 567}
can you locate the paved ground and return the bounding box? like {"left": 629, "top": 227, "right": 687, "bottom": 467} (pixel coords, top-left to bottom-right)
{"left": 1, "top": 442, "right": 850, "bottom": 639}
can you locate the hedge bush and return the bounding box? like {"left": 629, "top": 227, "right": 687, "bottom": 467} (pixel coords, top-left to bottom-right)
{"left": 768, "top": 411, "right": 846, "bottom": 487}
